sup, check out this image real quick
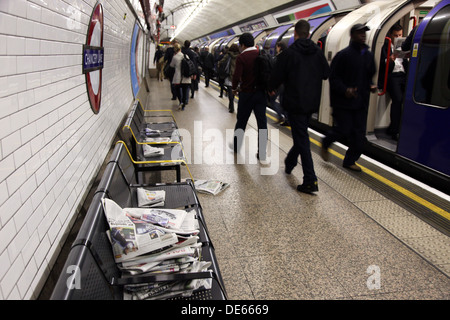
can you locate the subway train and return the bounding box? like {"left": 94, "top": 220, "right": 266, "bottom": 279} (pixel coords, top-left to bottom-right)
{"left": 192, "top": 0, "right": 450, "bottom": 194}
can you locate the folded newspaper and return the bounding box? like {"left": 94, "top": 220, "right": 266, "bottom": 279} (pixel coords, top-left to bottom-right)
{"left": 137, "top": 188, "right": 165, "bottom": 207}
{"left": 142, "top": 144, "right": 164, "bottom": 157}
{"left": 194, "top": 179, "right": 229, "bottom": 195}
{"left": 144, "top": 137, "right": 172, "bottom": 143}
{"left": 145, "top": 128, "right": 161, "bottom": 137}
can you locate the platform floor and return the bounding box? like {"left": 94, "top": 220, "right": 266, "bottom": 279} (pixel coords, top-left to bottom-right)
{"left": 138, "top": 77, "right": 449, "bottom": 300}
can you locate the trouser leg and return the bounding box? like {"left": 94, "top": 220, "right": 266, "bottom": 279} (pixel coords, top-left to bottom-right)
{"left": 233, "top": 92, "right": 253, "bottom": 152}
{"left": 253, "top": 91, "right": 268, "bottom": 160}
{"left": 344, "top": 108, "right": 367, "bottom": 166}
{"left": 387, "top": 73, "right": 406, "bottom": 135}
{"left": 288, "top": 112, "right": 316, "bottom": 183}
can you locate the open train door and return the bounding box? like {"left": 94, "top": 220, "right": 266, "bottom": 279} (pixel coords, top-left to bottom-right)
{"left": 318, "top": 0, "right": 426, "bottom": 131}
{"left": 397, "top": 0, "right": 450, "bottom": 177}
{"left": 318, "top": 1, "right": 409, "bottom": 127}
{"left": 366, "top": 0, "right": 428, "bottom": 149}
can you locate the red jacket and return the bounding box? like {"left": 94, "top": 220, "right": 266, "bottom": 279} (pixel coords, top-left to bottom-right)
{"left": 232, "top": 47, "right": 259, "bottom": 93}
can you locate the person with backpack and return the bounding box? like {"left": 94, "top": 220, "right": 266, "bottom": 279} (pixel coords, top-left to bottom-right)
{"left": 270, "top": 41, "right": 288, "bottom": 125}
{"left": 182, "top": 40, "right": 199, "bottom": 101}
{"left": 218, "top": 44, "right": 239, "bottom": 113}
{"left": 231, "top": 33, "right": 268, "bottom": 162}
{"left": 170, "top": 43, "right": 192, "bottom": 110}
{"left": 269, "top": 20, "right": 330, "bottom": 194}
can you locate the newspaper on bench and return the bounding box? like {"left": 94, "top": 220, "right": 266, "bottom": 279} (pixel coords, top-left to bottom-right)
{"left": 102, "top": 198, "right": 195, "bottom": 263}
{"left": 137, "top": 188, "right": 165, "bottom": 207}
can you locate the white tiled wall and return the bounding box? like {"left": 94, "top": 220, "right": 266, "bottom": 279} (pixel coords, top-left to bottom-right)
{"left": 0, "top": 0, "right": 140, "bottom": 299}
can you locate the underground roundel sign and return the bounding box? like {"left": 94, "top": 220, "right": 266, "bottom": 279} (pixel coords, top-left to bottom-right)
{"left": 83, "top": 2, "right": 104, "bottom": 114}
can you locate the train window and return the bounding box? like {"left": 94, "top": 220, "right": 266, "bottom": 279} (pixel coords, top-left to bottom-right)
{"left": 414, "top": 5, "right": 450, "bottom": 108}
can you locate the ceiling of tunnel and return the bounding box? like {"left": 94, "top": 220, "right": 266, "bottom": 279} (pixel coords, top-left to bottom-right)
{"left": 150, "top": 0, "right": 298, "bottom": 41}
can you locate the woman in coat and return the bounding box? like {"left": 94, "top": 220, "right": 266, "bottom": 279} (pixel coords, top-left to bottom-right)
{"left": 218, "top": 43, "right": 240, "bottom": 113}
{"left": 170, "top": 43, "right": 192, "bottom": 110}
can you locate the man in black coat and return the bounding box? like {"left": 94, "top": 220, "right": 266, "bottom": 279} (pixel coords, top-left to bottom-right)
{"left": 200, "top": 47, "right": 215, "bottom": 87}
{"left": 182, "top": 40, "right": 199, "bottom": 99}
{"left": 269, "top": 20, "right": 330, "bottom": 194}
{"left": 321, "top": 24, "right": 377, "bottom": 172}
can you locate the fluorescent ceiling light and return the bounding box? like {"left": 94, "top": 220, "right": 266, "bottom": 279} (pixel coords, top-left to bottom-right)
{"left": 170, "top": 0, "right": 209, "bottom": 40}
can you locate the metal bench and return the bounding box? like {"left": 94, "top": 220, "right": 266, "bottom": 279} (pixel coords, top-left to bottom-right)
{"left": 121, "top": 100, "right": 192, "bottom": 183}
{"left": 51, "top": 142, "right": 226, "bottom": 300}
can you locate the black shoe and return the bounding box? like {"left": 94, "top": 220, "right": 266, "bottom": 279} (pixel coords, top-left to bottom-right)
{"left": 297, "top": 181, "right": 318, "bottom": 194}
{"left": 284, "top": 159, "right": 294, "bottom": 174}
{"left": 229, "top": 108, "right": 234, "bottom": 113}
{"left": 171, "top": 97, "right": 177, "bottom": 101}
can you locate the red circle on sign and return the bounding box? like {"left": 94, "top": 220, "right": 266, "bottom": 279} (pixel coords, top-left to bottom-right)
{"left": 86, "top": 3, "right": 103, "bottom": 114}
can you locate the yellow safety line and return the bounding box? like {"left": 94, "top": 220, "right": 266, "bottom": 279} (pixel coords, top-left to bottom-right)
{"left": 116, "top": 140, "right": 194, "bottom": 182}
{"left": 308, "top": 136, "right": 450, "bottom": 221}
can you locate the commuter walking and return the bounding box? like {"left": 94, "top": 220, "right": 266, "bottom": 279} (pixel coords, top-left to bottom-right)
{"left": 154, "top": 46, "right": 165, "bottom": 81}
{"left": 231, "top": 33, "right": 268, "bottom": 162}
{"left": 269, "top": 41, "right": 288, "bottom": 125}
{"left": 192, "top": 47, "right": 201, "bottom": 98}
{"left": 269, "top": 20, "right": 330, "bottom": 194}
{"left": 164, "top": 39, "right": 178, "bottom": 100}
{"left": 200, "top": 47, "right": 215, "bottom": 87}
{"left": 321, "top": 24, "right": 377, "bottom": 172}
{"left": 170, "top": 43, "right": 192, "bottom": 110}
{"left": 217, "top": 47, "right": 228, "bottom": 98}
{"left": 218, "top": 44, "right": 239, "bottom": 113}
{"left": 182, "top": 40, "right": 199, "bottom": 101}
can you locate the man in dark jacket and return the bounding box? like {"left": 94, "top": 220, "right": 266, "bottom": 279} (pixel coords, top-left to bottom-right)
{"left": 200, "top": 47, "right": 215, "bottom": 87}
{"left": 164, "top": 40, "right": 178, "bottom": 100}
{"left": 182, "top": 40, "right": 199, "bottom": 100}
{"left": 321, "top": 24, "right": 377, "bottom": 172}
{"left": 269, "top": 20, "right": 330, "bottom": 194}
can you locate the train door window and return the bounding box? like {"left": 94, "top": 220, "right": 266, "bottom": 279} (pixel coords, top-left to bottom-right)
{"left": 413, "top": 5, "right": 450, "bottom": 109}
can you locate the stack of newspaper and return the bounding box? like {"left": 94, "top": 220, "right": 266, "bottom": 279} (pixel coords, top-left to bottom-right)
{"left": 142, "top": 144, "right": 164, "bottom": 157}
{"left": 102, "top": 198, "right": 212, "bottom": 299}
{"left": 194, "top": 179, "right": 230, "bottom": 195}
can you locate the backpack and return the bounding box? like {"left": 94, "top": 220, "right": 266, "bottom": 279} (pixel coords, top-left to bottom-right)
{"left": 253, "top": 51, "right": 274, "bottom": 91}
{"left": 218, "top": 55, "right": 231, "bottom": 80}
{"left": 181, "top": 54, "right": 196, "bottom": 77}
